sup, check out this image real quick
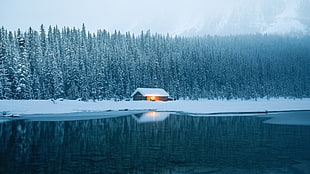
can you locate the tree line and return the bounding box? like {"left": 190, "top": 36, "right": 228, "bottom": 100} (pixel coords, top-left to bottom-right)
{"left": 0, "top": 25, "right": 309, "bottom": 100}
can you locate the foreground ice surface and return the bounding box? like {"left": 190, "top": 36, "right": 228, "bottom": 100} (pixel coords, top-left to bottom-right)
{"left": 1, "top": 98, "right": 309, "bottom": 115}
{"left": 0, "top": 98, "right": 309, "bottom": 125}
{"left": 13, "top": 111, "right": 146, "bottom": 122}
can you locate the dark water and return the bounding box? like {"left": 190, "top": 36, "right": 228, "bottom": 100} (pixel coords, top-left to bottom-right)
{"left": 1, "top": 112, "right": 310, "bottom": 174}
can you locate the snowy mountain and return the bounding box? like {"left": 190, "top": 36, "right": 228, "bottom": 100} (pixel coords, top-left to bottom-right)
{"left": 181, "top": 0, "right": 310, "bottom": 36}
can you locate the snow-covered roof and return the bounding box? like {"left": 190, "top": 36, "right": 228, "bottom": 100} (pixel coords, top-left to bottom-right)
{"left": 131, "top": 88, "right": 169, "bottom": 97}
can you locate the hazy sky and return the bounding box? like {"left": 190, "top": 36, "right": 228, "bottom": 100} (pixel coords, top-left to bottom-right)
{"left": 0, "top": 0, "right": 238, "bottom": 34}
{"left": 1, "top": 0, "right": 307, "bottom": 35}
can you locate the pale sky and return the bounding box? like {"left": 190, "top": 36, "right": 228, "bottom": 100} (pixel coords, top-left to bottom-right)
{"left": 1, "top": 0, "right": 307, "bottom": 35}
{"left": 0, "top": 0, "right": 237, "bottom": 35}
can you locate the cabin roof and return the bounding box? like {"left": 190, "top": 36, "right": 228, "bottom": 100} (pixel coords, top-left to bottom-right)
{"left": 131, "top": 88, "right": 169, "bottom": 97}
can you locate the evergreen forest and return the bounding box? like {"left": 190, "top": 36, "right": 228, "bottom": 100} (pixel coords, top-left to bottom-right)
{"left": 0, "top": 25, "right": 309, "bottom": 100}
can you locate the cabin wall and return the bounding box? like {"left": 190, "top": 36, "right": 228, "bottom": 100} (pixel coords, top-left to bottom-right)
{"left": 159, "top": 96, "right": 168, "bottom": 101}
{"left": 132, "top": 95, "right": 168, "bottom": 101}
{"left": 133, "top": 96, "right": 147, "bottom": 101}
{"left": 132, "top": 90, "right": 169, "bottom": 101}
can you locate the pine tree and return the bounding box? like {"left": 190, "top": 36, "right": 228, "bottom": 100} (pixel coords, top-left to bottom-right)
{"left": 0, "top": 27, "right": 11, "bottom": 99}
{"left": 14, "top": 29, "right": 32, "bottom": 99}
{"left": 0, "top": 26, "right": 309, "bottom": 100}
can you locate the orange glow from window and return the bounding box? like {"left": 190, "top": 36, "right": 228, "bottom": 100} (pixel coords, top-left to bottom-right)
{"left": 147, "top": 96, "right": 158, "bottom": 101}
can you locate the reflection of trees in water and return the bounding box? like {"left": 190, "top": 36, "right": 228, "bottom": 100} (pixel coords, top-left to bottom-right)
{"left": 1, "top": 115, "right": 310, "bottom": 173}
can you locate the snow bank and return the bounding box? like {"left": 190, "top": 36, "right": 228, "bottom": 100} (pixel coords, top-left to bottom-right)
{"left": 0, "top": 98, "right": 309, "bottom": 115}
{"left": 0, "top": 99, "right": 309, "bottom": 125}
{"left": 10, "top": 111, "right": 146, "bottom": 122}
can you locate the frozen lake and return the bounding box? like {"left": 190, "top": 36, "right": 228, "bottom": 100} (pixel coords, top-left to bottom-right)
{"left": 1, "top": 111, "right": 310, "bottom": 173}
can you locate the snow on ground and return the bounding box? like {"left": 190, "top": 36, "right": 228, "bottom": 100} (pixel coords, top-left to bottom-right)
{"left": 0, "top": 98, "right": 309, "bottom": 125}
{"left": 9, "top": 111, "right": 147, "bottom": 122}
{"left": 0, "top": 98, "right": 309, "bottom": 115}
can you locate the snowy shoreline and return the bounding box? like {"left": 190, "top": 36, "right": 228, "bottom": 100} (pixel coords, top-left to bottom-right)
{"left": 1, "top": 98, "right": 309, "bottom": 115}
{"left": 1, "top": 98, "right": 310, "bottom": 125}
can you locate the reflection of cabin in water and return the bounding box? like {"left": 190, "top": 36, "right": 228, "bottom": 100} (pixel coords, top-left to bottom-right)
{"left": 132, "top": 112, "right": 170, "bottom": 123}
{"left": 131, "top": 88, "right": 169, "bottom": 101}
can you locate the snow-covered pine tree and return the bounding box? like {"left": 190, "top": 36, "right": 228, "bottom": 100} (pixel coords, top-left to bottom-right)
{"left": 14, "top": 29, "right": 32, "bottom": 99}
{"left": 0, "top": 26, "right": 309, "bottom": 100}
{"left": 79, "top": 24, "right": 90, "bottom": 101}
{"left": 0, "top": 27, "right": 12, "bottom": 99}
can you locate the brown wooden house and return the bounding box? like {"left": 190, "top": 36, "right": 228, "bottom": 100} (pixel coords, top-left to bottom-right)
{"left": 131, "top": 88, "right": 169, "bottom": 101}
